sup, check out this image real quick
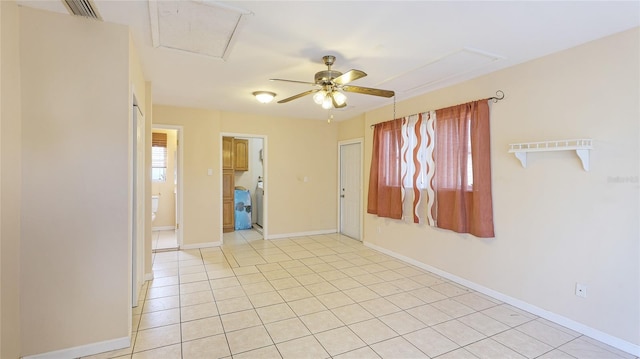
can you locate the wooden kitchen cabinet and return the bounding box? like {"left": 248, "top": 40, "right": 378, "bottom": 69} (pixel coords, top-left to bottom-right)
{"left": 234, "top": 138, "right": 249, "bottom": 171}
{"left": 222, "top": 169, "right": 235, "bottom": 232}
{"left": 222, "top": 136, "right": 249, "bottom": 232}
{"left": 222, "top": 136, "right": 234, "bottom": 170}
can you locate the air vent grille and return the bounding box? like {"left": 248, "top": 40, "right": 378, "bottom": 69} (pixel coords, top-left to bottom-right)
{"left": 62, "top": 0, "right": 102, "bottom": 20}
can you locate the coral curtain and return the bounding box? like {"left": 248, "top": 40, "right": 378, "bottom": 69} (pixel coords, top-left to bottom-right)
{"left": 367, "top": 118, "right": 403, "bottom": 219}
{"left": 435, "top": 100, "right": 495, "bottom": 237}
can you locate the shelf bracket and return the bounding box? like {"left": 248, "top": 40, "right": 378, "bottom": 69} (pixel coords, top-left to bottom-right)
{"left": 508, "top": 139, "right": 592, "bottom": 171}
{"left": 513, "top": 151, "right": 527, "bottom": 168}
{"left": 575, "top": 149, "right": 590, "bottom": 171}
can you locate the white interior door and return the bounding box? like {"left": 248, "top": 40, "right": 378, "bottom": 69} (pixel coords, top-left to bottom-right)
{"left": 132, "top": 105, "right": 145, "bottom": 306}
{"left": 340, "top": 141, "right": 362, "bottom": 240}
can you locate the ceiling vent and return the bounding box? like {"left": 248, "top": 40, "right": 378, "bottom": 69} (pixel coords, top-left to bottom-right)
{"left": 62, "top": 0, "right": 102, "bottom": 20}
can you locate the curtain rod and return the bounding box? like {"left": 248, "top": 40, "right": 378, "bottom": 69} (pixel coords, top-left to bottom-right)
{"left": 370, "top": 90, "right": 505, "bottom": 129}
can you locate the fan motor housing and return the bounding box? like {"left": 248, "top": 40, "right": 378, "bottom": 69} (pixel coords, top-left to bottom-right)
{"left": 315, "top": 70, "right": 342, "bottom": 84}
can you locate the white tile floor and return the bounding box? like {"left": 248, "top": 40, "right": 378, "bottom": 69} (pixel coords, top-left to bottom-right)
{"left": 153, "top": 229, "right": 179, "bottom": 251}
{"left": 86, "top": 230, "right": 638, "bottom": 359}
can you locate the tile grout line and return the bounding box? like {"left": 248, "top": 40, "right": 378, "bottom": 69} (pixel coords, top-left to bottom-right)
{"left": 204, "top": 246, "right": 239, "bottom": 358}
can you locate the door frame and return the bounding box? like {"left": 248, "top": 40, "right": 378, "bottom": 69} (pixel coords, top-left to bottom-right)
{"left": 130, "top": 94, "right": 145, "bottom": 311}
{"left": 337, "top": 138, "right": 364, "bottom": 241}
{"left": 152, "top": 125, "right": 184, "bottom": 248}
{"left": 220, "top": 133, "right": 268, "bottom": 242}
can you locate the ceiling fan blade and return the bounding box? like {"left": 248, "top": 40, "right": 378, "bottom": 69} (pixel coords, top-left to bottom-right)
{"left": 342, "top": 85, "right": 395, "bottom": 98}
{"left": 270, "top": 78, "right": 318, "bottom": 86}
{"left": 331, "top": 93, "right": 347, "bottom": 108}
{"left": 277, "top": 89, "right": 319, "bottom": 103}
{"left": 332, "top": 69, "right": 367, "bottom": 85}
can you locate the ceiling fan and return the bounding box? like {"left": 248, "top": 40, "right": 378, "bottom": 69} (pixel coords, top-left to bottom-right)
{"left": 270, "top": 55, "right": 395, "bottom": 109}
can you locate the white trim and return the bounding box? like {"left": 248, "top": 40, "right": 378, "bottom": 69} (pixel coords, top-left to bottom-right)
{"left": 266, "top": 229, "right": 337, "bottom": 240}
{"left": 152, "top": 226, "right": 175, "bottom": 231}
{"left": 364, "top": 241, "right": 640, "bottom": 357}
{"left": 23, "top": 336, "right": 130, "bottom": 359}
{"left": 181, "top": 241, "right": 222, "bottom": 250}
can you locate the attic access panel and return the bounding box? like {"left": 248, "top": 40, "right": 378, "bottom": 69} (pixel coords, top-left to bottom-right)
{"left": 149, "top": 0, "right": 251, "bottom": 59}
{"left": 381, "top": 48, "right": 504, "bottom": 93}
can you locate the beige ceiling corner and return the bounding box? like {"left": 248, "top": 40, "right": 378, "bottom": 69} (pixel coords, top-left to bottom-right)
{"left": 148, "top": 0, "right": 252, "bottom": 60}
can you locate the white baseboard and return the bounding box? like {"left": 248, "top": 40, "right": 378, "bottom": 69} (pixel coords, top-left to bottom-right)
{"left": 364, "top": 241, "right": 640, "bottom": 357}
{"left": 181, "top": 241, "right": 222, "bottom": 250}
{"left": 22, "top": 336, "right": 130, "bottom": 359}
{"left": 152, "top": 226, "right": 175, "bottom": 231}
{"left": 265, "top": 229, "right": 337, "bottom": 240}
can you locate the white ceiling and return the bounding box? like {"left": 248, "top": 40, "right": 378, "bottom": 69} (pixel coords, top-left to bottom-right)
{"left": 16, "top": 1, "right": 640, "bottom": 121}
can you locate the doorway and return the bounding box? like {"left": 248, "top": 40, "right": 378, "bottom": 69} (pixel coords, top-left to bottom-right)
{"left": 220, "top": 134, "right": 267, "bottom": 241}
{"left": 151, "top": 126, "right": 183, "bottom": 251}
{"left": 339, "top": 139, "right": 363, "bottom": 240}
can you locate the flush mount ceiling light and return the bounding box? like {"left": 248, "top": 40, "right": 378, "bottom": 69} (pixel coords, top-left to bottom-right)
{"left": 253, "top": 91, "right": 276, "bottom": 104}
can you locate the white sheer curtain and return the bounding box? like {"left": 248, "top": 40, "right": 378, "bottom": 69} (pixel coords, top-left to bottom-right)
{"left": 400, "top": 111, "right": 437, "bottom": 225}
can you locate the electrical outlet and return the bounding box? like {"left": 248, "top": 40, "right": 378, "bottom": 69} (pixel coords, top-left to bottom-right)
{"left": 575, "top": 283, "right": 588, "bottom": 298}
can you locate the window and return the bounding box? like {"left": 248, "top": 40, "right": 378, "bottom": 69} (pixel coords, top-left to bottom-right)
{"left": 434, "top": 116, "right": 474, "bottom": 191}
{"left": 152, "top": 132, "right": 167, "bottom": 182}
{"left": 368, "top": 100, "right": 494, "bottom": 237}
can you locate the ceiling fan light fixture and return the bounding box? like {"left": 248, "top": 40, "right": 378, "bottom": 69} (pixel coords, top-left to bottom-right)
{"left": 271, "top": 55, "right": 394, "bottom": 110}
{"left": 253, "top": 91, "right": 276, "bottom": 104}
{"left": 332, "top": 91, "right": 347, "bottom": 106}
{"left": 322, "top": 96, "right": 333, "bottom": 110}
{"left": 313, "top": 91, "right": 327, "bottom": 105}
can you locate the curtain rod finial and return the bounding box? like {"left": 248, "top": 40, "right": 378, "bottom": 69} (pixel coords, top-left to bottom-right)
{"left": 489, "top": 90, "right": 505, "bottom": 103}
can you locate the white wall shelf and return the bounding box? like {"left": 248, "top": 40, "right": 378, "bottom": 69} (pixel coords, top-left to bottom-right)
{"left": 508, "top": 139, "right": 593, "bottom": 171}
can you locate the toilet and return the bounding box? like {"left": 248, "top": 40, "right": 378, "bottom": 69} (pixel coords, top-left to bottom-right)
{"left": 151, "top": 195, "right": 160, "bottom": 222}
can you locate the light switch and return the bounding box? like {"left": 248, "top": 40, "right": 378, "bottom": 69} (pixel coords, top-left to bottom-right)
{"left": 207, "top": 169, "right": 213, "bottom": 176}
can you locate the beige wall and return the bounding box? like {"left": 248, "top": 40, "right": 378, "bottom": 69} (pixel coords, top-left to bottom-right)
{"left": 152, "top": 106, "right": 221, "bottom": 246}
{"left": 19, "top": 6, "right": 135, "bottom": 356}
{"left": 152, "top": 106, "right": 339, "bottom": 245}
{"left": 151, "top": 129, "right": 177, "bottom": 228}
{"left": 221, "top": 112, "right": 338, "bottom": 237}
{"left": 361, "top": 28, "right": 639, "bottom": 347}
{"left": 0, "top": 1, "right": 22, "bottom": 357}
{"left": 129, "top": 29, "right": 152, "bottom": 293}
{"left": 337, "top": 114, "right": 365, "bottom": 141}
